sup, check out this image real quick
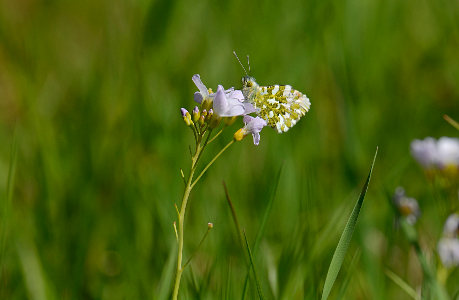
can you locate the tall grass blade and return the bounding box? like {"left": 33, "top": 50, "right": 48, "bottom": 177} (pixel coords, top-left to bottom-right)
{"left": 385, "top": 269, "right": 420, "bottom": 300}
{"left": 0, "top": 133, "right": 17, "bottom": 274}
{"left": 225, "top": 261, "right": 232, "bottom": 300}
{"left": 321, "top": 147, "right": 378, "bottom": 300}
{"left": 243, "top": 230, "right": 265, "bottom": 300}
{"left": 253, "top": 165, "right": 282, "bottom": 253}
{"left": 241, "top": 166, "right": 282, "bottom": 298}
{"left": 223, "top": 181, "right": 244, "bottom": 250}
{"left": 156, "top": 246, "right": 177, "bottom": 300}
{"left": 335, "top": 249, "right": 361, "bottom": 300}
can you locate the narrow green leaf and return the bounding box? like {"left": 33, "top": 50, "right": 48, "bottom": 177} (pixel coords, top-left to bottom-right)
{"left": 321, "top": 147, "right": 378, "bottom": 300}
{"left": 443, "top": 114, "right": 459, "bottom": 131}
{"left": 1, "top": 133, "right": 17, "bottom": 273}
{"left": 385, "top": 269, "right": 420, "bottom": 300}
{"left": 156, "top": 245, "right": 177, "bottom": 300}
{"left": 335, "top": 249, "right": 361, "bottom": 300}
{"left": 223, "top": 181, "right": 245, "bottom": 251}
{"left": 243, "top": 230, "right": 265, "bottom": 300}
{"left": 253, "top": 165, "right": 282, "bottom": 253}
{"left": 242, "top": 166, "right": 282, "bottom": 299}
{"left": 225, "top": 261, "right": 232, "bottom": 300}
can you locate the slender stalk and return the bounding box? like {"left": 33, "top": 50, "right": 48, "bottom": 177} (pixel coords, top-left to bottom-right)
{"left": 172, "top": 142, "right": 201, "bottom": 300}
{"left": 183, "top": 225, "right": 212, "bottom": 269}
{"left": 172, "top": 135, "right": 234, "bottom": 299}
{"left": 207, "top": 128, "right": 224, "bottom": 144}
{"left": 191, "top": 140, "right": 234, "bottom": 189}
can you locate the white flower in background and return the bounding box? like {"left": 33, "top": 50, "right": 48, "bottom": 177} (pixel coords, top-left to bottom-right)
{"left": 442, "top": 213, "right": 459, "bottom": 238}
{"left": 392, "top": 187, "right": 421, "bottom": 225}
{"left": 437, "top": 214, "right": 459, "bottom": 268}
{"left": 411, "top": 137, "right": 459, "bottom": 169}
{"left": 438, "top": 238, "right": 459, "bottom": 268}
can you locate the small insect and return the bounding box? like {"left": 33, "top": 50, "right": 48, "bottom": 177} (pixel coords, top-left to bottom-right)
{"left": 234, "top": 51, "right": 311, "bottom": 133}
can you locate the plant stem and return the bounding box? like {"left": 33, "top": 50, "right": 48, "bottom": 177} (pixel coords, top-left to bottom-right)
{"left": 191, "top": 140, "right": 234, "bottom": 189}
{"left": 172, "top": 136, "right": 234, "bottom": 299}
{"left": 172, "top": 142, "right": 201, "bottom": 300}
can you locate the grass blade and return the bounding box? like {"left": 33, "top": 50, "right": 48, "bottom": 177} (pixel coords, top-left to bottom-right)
{"left": 0, "top": 133, "right": 17, "bottom": 275}
{"left": 253, "top": 165, "right": 282, "bottom": 253}
{"left": 241, "top": 166, "right": 282, "bottom": 299}
{"left": 223, "top": 181, "right": 244, "bottom": 249}
{"left": 443, "top": 114, "right": 459, "bottom": 131}
{"left": 321, "top": 147, "right": 378, "bottom": 300}
{"left": 385, "top": 269, "right": 420, "bottom": 300}
{"left": 156, "top": 245, "right": 177, "bottom": 300}
{"left": 335, "top": 249, "right": 361, "bottom": 300}
{"left": 243, "top": 230, "right": 265, "bottom": 300}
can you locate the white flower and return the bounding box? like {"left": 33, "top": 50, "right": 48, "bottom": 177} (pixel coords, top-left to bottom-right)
{"left": 192, "top": 74, "right": 255, "bottom": 117}
{"left": 392, "top": 187, "right": 421, "bottom": 225}
{"left": 443, "top": 213, "right": 459, "bottom": 238}
{"left": 437, "top": 214, "right": 459, "bottom": 268}
{"left": 213, "top": 85, "right": 256, "bottom": 117}
{"left": 411, "top": 137, "right": 459, "bottom": 169}
{"left": 437, "top": 137, "right": 459, "bottom": 168}
{"left": 233, "top": 116, "right": 267, "bottom": 145}
{"left": 438, "top": 238, "right": 459, "bottom": 268}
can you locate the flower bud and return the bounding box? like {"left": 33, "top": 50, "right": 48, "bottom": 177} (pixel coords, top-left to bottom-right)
{"left": 207, "top": 222, "right": 214, "bottom": 229}
{"left": 199, "top": 115, "right": 205, "bottom": 126}
{"left": 233, "top": 128, "right": 247, "bottom": 141}
{"left": 180, "top": 108, "right": 193, "bottom": 126}
{"left": 206, "top": 109, "right": 214, "bottom": 121}
{"left": 192, "top": 106, "right": 200, "bottom": 122}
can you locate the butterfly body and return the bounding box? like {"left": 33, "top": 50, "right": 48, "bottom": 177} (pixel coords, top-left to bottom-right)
{"left": 241, "top": 76, "right": 311, "bottom": 133}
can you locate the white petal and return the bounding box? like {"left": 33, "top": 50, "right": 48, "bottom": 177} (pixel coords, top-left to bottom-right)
{"left": 212, "top": 85, "right": 228, "bottom": 116}
{"left": 192, "top": 74, "right": 209, "bottom": 98}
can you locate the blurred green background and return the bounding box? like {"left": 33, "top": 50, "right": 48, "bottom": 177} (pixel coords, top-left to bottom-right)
{"left": 1, "top": 0, "right": 458, "bottom": 299}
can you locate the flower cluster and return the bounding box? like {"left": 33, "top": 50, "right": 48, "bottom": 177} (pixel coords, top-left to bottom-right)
{"left": 392, "top": 187, "right": 421, "bottom": 225}
{"left": 438, "top": 214, "right": 459, "bottom": 268}
{"left": 181, "top": 74, "right": 270, "bottom": 145}
{"left": 411, "top": 137, "right": 459, "bottom": 171}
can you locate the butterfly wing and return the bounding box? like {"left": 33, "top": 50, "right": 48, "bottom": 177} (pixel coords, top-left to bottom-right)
{"left": 253, "top": 85, "right": 311, "bottom": 133}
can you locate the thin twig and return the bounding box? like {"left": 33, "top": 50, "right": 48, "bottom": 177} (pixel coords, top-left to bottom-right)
{"left": 191, "top": 140, "right": 234, "bottom": 189}
{"left": 183, "top": 224, "right": 213, "bottom": 269}
{"left": 207, "top": 128, "right": 224, "bottom": 144}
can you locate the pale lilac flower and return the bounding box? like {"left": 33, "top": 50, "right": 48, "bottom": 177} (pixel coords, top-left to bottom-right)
{"left": 443, "top": 214, "right": 459, "bottom": 238}
{"left": 438, "top": 238, "right": 459, "bottom": 267}
{"left": 234, "top": 116, "right": 267, "bottom": 145}
{"left": 436, "top": 137, "right": 459, "bottom": 168}
{"left": 393, "top": 187, "right": 421, "bottom": 225}
{"left": 213, "top": 85, "right": 256, "bottom": 117}
{"left": 192, "top": 74, "right": 210, "bottom": 104}
{"left": 437, "top": 214, "right": 459, "bottom": 268}
{"left": 411, "top": 138, "right": 437, "bottom": 168}
{"left": 192, "top": 74, "right": 255, "bottom": 117}
{"left": 411, "top": 137, "right": 459, "bottom": 169}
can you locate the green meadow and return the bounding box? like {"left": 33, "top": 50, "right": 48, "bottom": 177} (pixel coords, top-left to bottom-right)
{"left": 0, "top": 0, "right": 458, "bottom": 299}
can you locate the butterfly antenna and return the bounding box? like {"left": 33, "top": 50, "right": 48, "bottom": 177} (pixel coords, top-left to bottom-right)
{"left": 233, "top": 51, "right": 248, "bottom": 76}
{"left": 246, "top": 55, "right": 251, "bottom": 73}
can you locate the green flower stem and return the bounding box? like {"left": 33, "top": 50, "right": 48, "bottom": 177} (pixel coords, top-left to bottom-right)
{"left": 172, "top": 136, "right": 234, "bottom": 300}
{"left": 172, "top": 142, "right": 201, "bottom": 300}
{"left": 191, "top": 140, "right": 234, "bottom": 189}
{"left": 206, "top": 127, "right": 224, "bottom": 144}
